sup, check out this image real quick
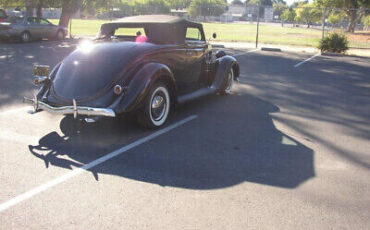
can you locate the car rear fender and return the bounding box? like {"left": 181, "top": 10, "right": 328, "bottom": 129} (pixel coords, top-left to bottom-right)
{"left": 212, "top": 55, "right": 240, "bottom": 91}
{"left": 112, "top": 62, "right": 176, "bottom": 113}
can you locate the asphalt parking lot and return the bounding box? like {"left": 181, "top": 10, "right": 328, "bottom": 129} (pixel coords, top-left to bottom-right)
{"left": 0, "top": 40, "right": 369, "bottom": 229}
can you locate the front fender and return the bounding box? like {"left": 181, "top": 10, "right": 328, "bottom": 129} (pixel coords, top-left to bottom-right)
{"left": 212, "top": 55, "right": 239, "bottom": 91}
{"left": 111, "top": 62, "right": 175, "bottom": 113}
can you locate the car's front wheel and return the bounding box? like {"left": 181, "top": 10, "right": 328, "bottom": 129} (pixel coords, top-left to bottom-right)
{"left": 136, "top": 83, "right": 170, "bottom": 128}
{"left": 56, "top": 30, "right": 65, "bottom": 40}
{"left": 220, "top": 67, "right": 234, "bottom": 95}
{"left": 20, "top": 32, "right": 30, "bottom": 43}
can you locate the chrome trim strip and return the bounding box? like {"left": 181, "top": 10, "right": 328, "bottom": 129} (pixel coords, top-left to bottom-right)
{"left": 73, "top": 98, "right": 77, "bottom": 119}
{"left": 23, "top": 97, "right": 116, "bottom": 117}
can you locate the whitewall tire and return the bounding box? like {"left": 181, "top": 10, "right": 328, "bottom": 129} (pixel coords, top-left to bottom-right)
{"left": 137, "top": 83, "right": 170, "bottom": 128}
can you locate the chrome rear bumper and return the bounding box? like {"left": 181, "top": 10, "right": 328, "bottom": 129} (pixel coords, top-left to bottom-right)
{"left": 23, "top": 97, "right": 115, "bottom": 118}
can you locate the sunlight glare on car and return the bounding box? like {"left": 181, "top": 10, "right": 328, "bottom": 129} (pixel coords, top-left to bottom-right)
{"left": 77, "top": 40, "right": 94, "bottom": 54}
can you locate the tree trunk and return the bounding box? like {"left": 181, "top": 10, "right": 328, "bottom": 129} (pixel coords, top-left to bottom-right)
{"left": 26, "top": 0, "right": 34, "bottom": 17}
{"left": 59, "top": 7, "right": 72, "bottom": 28}
{"left": 347, "top": 10, "right": 357, "bottom": 33}
{"left": 307, "top": 21, "right": 310, "bottom": 28}
{"left": 36, "top": 0, "right": 43, "bottom": 18}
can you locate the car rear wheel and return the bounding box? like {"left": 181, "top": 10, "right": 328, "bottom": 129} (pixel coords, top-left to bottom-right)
{"left": 136, "top": 83, "right": 170, "bottom": 129}
{"left": 56, "top": 30, "right": 65, "bottom": 40}
{"left": 20, "top": 32, "right": 30, "bottom": 43}
{"left": 220, "top": 67, "right": 234, "bottom": 95}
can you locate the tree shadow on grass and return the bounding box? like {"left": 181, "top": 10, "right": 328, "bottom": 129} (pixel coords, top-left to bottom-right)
{"left": 29, "top": 89, "right": 315, "bottom": 189}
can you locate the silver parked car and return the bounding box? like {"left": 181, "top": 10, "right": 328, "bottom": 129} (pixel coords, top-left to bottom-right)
{"left": 0, "top": 16, "right": 67, "bottom": 42}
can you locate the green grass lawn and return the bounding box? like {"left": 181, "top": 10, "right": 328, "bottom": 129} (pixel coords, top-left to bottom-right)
{"left": 50, "top": 19, "right": 367, "bottom": 48}
{"left": 203, "top": 22, "right": 322, "bottom": 47}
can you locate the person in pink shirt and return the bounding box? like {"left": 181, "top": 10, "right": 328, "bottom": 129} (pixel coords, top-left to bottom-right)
{"left": 135, "top": 31, "right": 148, "bottom": 43}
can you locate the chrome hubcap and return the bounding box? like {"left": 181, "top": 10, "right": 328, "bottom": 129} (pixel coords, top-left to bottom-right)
{"left": 151, "top": 94, "right": 166, "bottom": 121}
{"left": 58, "top": 32, "right": 63, "bottom": 39}
{"left": 225, "top": 69, "right": 234, "bottom": 93}
{"left": 23, "top": 33, "right": 29, "bottom": 41}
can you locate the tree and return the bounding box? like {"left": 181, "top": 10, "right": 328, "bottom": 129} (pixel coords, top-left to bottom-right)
{"left": 292, "top": 0, "right": 308, "bottom": 8}
{"left": 327, "top": 11, "right": 347, "bottom": 27}
{"left": 232, "top": 0, "right": 244, "bottom": 5}
{"left": 295, "top": 4, "right": 321, "bottom": 28}
{"left": 248, "top": 0, "right": 273, "bottom": 6}
{"left": 362, "top": 14, "right": 370, "bottom": 30}
{"left": 36, "top": 0, "right": 43, "bottom": 18}
{"left": 59, "top": 0, "right": 83, "bottom": 27}
{"left": 164, "top": 0, "right": 191, "bottom": 9}
{"left": 26, "top": 0, "right": 34, "bottom": 16}
{"left": 281, "top": 8, "right": 296, "bottom": 22}
{"left": 273, "top": 2, "right": 288, "bottom": 18}
{"left": 188, "top": 0, "right": 227, "bottom": 18}
{"left": 83, "top": 0, "right": 113, "bottom": 18}
{"left": 272, "top": 0, "right": 286, "bottom": 3}
{"left": 314, "top": 0, "right": 370, "bottom": 32}
{"left": 133, "top": 0, "right": 170, "bottom": 15}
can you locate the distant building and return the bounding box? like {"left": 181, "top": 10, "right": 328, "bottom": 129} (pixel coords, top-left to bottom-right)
{"left": 223, "top": 4, "right": 250, "bottom": 21}
{"left": 245, "top": 4, "right": 259, "bottom": 21}
{"left": 42, "top": 8, "right": 62, "bottom": 19}
{"left": 5, "top": 8, "right": 24, "bottom": 17}
{"left": 227, "top": 4, "right": 246, "bottom": 19}
{"left": 220, "top": 12, "right": 233, "bottom": 22}
{"left": 244, "top": 4, "right": 274, "bottom": 22}
{"left": 264, "top": 6, "right": 273, "bottom": 22}
{"left": 3, "top": 7, "right": 81, "bottom": 19}
{"left": 170, "top": 9, "right": 188, "bottom": 18}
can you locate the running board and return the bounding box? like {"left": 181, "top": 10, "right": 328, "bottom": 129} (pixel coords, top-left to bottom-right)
{"left": 177, "top": 87, "right": 217, "bottom": 104}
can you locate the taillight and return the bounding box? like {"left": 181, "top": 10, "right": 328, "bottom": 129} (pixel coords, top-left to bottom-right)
{"left": 33, "top": 78, "right": 40, "bottom": 85}
{"left": 113, "top": 85, "right": 123, "bottom": 95}
{"left": 33, "top": 76, "right": 48, "bottom": 86}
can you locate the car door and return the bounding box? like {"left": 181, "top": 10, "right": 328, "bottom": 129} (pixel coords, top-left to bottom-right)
{"left": 39, "top": 18, "right": 56, "bottom": 39}
{"left": 184, "top": 27, "right": 207, "bottom": 89}
{"left": 26, "top": 17, "right": 42, "bottom": 39}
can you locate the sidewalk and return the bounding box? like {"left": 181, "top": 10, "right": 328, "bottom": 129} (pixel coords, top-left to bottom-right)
{"left": 213, "top": 41, "right": 370, "bottom": 57}
{"left": 213, "top": 41, "right": 318, "bottom": 54}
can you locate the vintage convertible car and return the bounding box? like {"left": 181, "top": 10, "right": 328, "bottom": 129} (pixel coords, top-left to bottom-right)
{"left": 24, "top": 15, "right": 239, "bottom": 128}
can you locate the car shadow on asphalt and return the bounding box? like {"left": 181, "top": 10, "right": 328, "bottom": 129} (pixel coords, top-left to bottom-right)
{"left": 28, "top": 87, "right": 315, "bottom": 189}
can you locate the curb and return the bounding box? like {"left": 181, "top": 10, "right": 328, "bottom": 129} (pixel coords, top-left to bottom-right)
{"left": 261, "top": 47, "right": 282, "bottom": 52}
{"left": 321, "top": 52, "right": 366, "bottom": 58}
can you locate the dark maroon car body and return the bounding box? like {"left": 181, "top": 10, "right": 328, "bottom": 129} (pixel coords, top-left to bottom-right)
{"left": 26, "top": 15, "right": 239, "bottom": 127}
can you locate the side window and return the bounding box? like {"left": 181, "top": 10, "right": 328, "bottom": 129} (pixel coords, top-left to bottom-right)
{"left": 186, "top": 27, "right": 201, "bottom": 41}
{"left": 114, "top": 27, "right": 146, "bottom": 36}
{"left": 27, "top": 18, "right": 36, "bottom": 25}
{"left": 40, "top": 19, "right": 50, "bottom": 25}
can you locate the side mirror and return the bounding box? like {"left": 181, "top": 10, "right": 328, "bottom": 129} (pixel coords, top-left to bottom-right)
{"left": 33, "top": 65, "right": 50, "bottom": 85}
{"left": 212, "top": 33, "right": 217, "bottom": 39}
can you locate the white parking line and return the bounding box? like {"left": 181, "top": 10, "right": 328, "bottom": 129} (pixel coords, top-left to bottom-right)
{"left": 294, "top": 53, "right": 320, "bottom": 68}
{"left": 233, "top": 49, "right": 259, "bottom": 57}
{"left": 0, "top": 114, "right": 197, "bottom": 212}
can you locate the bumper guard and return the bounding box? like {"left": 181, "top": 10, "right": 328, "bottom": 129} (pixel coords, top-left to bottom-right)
{"left": 23, "top": 97, "right": 116, "bottom": 118}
